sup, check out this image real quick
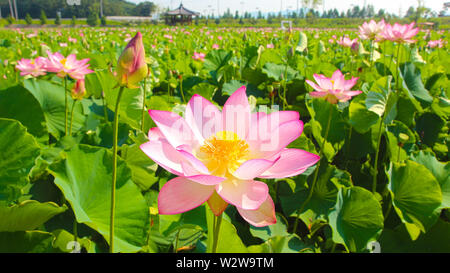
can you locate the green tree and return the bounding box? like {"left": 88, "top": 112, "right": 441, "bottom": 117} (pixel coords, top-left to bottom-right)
{"left": 299, "top": 9, "right": 305, "bottom": 18}
{"left": 86, "top": 12, "right": 99, "bottom": 26}
{"left": 40, "top": 9, "right": 47, "bottom": 25}
{"left": 54, "top": 13, "right": 61, "bottom": 25}
{"left": 377, "top": 9, "right": 386, "bottom": 18}
{"left": 101, "top": 16, "right": 107, "bottom": 26}
{"left": 367, "top": 5, "right": 375, "bottom": 17}
{"left": 6, "top": 16, "right": 15, "bottom": 25}
{"left": 132, "top": 1, "right": 156, "bottom": 16}
{"left": 406, "top": 6, "right": 415, "bottom": 18}
{"left": 306, "top": 9, "right": 316, "bottom": 23}
{"left": 1, "top": 0, "right": 154, "bottom": 19}
{"left": 25, "top": 13, "right": 33, "bottom": 25}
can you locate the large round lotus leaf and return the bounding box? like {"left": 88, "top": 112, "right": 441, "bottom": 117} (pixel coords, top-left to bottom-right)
{"left": 0, "top": 200, "right": 66, "bottom": 232}
{"left": 388, "top": 161, "right": 442, "bottom": 234}
{"left": 0, "top": 118, "right": 40, "bottom": 202}
{"left": 48, "top": 144, "right": 149, "bottom": 253}
{"left": 0, "top": 85, "right": 48, "bottom": 143}
{"left": 0, "top": 231, "right": 56, "bottom": 253}
{"left": 23, "top": 79, "right": 86, "bottom": 139}
{"left": 328, "top": 187, "right": 384, "bottom": 252}
{"left": 410, "top": 151, "right": 450, "bottom": 209}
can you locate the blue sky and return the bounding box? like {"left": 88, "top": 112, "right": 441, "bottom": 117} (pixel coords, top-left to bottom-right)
{"left": 128, "top": 0, "right": 446, "bottom": 16}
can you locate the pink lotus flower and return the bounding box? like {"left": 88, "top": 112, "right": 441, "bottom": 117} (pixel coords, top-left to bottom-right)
{"left": 427, "top": 39, "right": 445, "bottom": 48}
{"left": 306, "top": 70, "right": 362, "bottom": 104}
{"left": 45, "top": 51, "right": 93, "bottom": 80}
{"left": 336, "top": 36, "right": 358, "bottom": 48}
{"left": 68, "top": 37, "right": 77, "bottom": 43}
{"left": 16, "top": 57, "right": 48, "bottom": 77}
{"left": 27, "top": 32, "right": 37, "bottom": 38}
{"left": 266, "top": 43, "right": 275, "bottom": 49}
{"left": 359, "top": 19, "right": 385, "bottom": 41}
{"left": 192, "top": 52, "right": 205, "bottom": 61}
{"left": 381, "top": 22, "right": 419, "bottom": 44}
{"left": 140, "top": 87, "right": 320, "bottom": 227}
{"left": 212, "top": 44, "right": 220, "bottom": 50}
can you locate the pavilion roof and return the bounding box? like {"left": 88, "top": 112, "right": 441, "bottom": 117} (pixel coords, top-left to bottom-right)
{"left": 165, "top": 4, "right": 200, "bottom": 16}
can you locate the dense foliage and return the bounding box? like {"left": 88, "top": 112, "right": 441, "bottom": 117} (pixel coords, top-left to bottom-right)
{"left": 0, "top": 24, "right": 448, "bottom": 253}
{"left": 0, "top": 0, "right": 157, "bottom": 19}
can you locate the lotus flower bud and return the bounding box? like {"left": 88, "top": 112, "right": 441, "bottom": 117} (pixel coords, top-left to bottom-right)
{"left": 287, "top": 46, "right": 294, "bottom": 59}
{"left": 116, "top": 32, "right": 148, "bottom": 89}
{"left": 71, "top": 79, "right": 86, "bottom": 100}
{"left": 351, "top": 41, "right": 359, "bottom": 54}
{"left": 424, "top": 30, "right": 431, "bottom": 41}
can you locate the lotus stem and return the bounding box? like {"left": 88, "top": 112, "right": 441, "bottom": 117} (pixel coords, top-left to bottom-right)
{"left": 282, "top": 62, "right": 289, "bottom": 110}
{"left": 395, "top": 43, "right": 401, "bottom": 91}
{"left": 387, "top": 42, "right": 393, "bottom": 76}
{"left": 179, "top": 76, "right": 186, "bottom": 103}
{"left": 73, "top": 219, "right": 78, "bottom": 243}
{"left": 372, "top": 116, "right": 385, "bottom": 193}
{"left": 110, "top": 86, "right": 125, "bottom": 253}
{"left": 384, "top": 197, "right": 393, "bottom": 221}
{"left": 370, "top": 39, "right": 374, "bottom": 67}
{"left": 383, "top": 42, "right": 387, "bottom": 76}
{"left": 141, "top": 79, "right": 147, "bottom": 131}
{"left": 69, "top": 100, "right": 77, "bottom": 136}
{"left": 293, "top": 104, "right": 333, "bottom": 234}
{"left": 102, "top": 94, "right": 108, "bottom": 122}
{"left": 211, "top": 213, "right": 222, "bottom": 253}
{"left": 174, "top": 228, "right": 181, "bottom": 253}
{"left": 64, "top": 77, "right": 68, "bottom": 136}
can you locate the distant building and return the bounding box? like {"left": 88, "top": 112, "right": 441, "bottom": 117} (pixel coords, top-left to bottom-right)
{"left": 163, "top": 4, "right": 200, "bottom": 25}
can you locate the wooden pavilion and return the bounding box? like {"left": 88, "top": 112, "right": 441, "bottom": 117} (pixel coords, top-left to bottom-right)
{"left": 164, "top": 4, "right": 200, "bottom": 25}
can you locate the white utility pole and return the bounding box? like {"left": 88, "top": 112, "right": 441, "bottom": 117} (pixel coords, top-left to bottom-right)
{"left": 217, "top": 0, "right": 220, "bottom": 18}
{"left": 8, "top": 0, "right": 14, "bottom": 20}
{"left": 13, "top": 0, "right": 18, "bottom": 20}
{"left": 100, "top": 0, "right": 104, "bottom": 18}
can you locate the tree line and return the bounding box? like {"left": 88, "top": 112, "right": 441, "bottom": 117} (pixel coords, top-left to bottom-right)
{"left": 0, "top": 0, "right": 157, "bottom": 19}
{"left": 202, "top": 3, "right": 444, "bottom": 21}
